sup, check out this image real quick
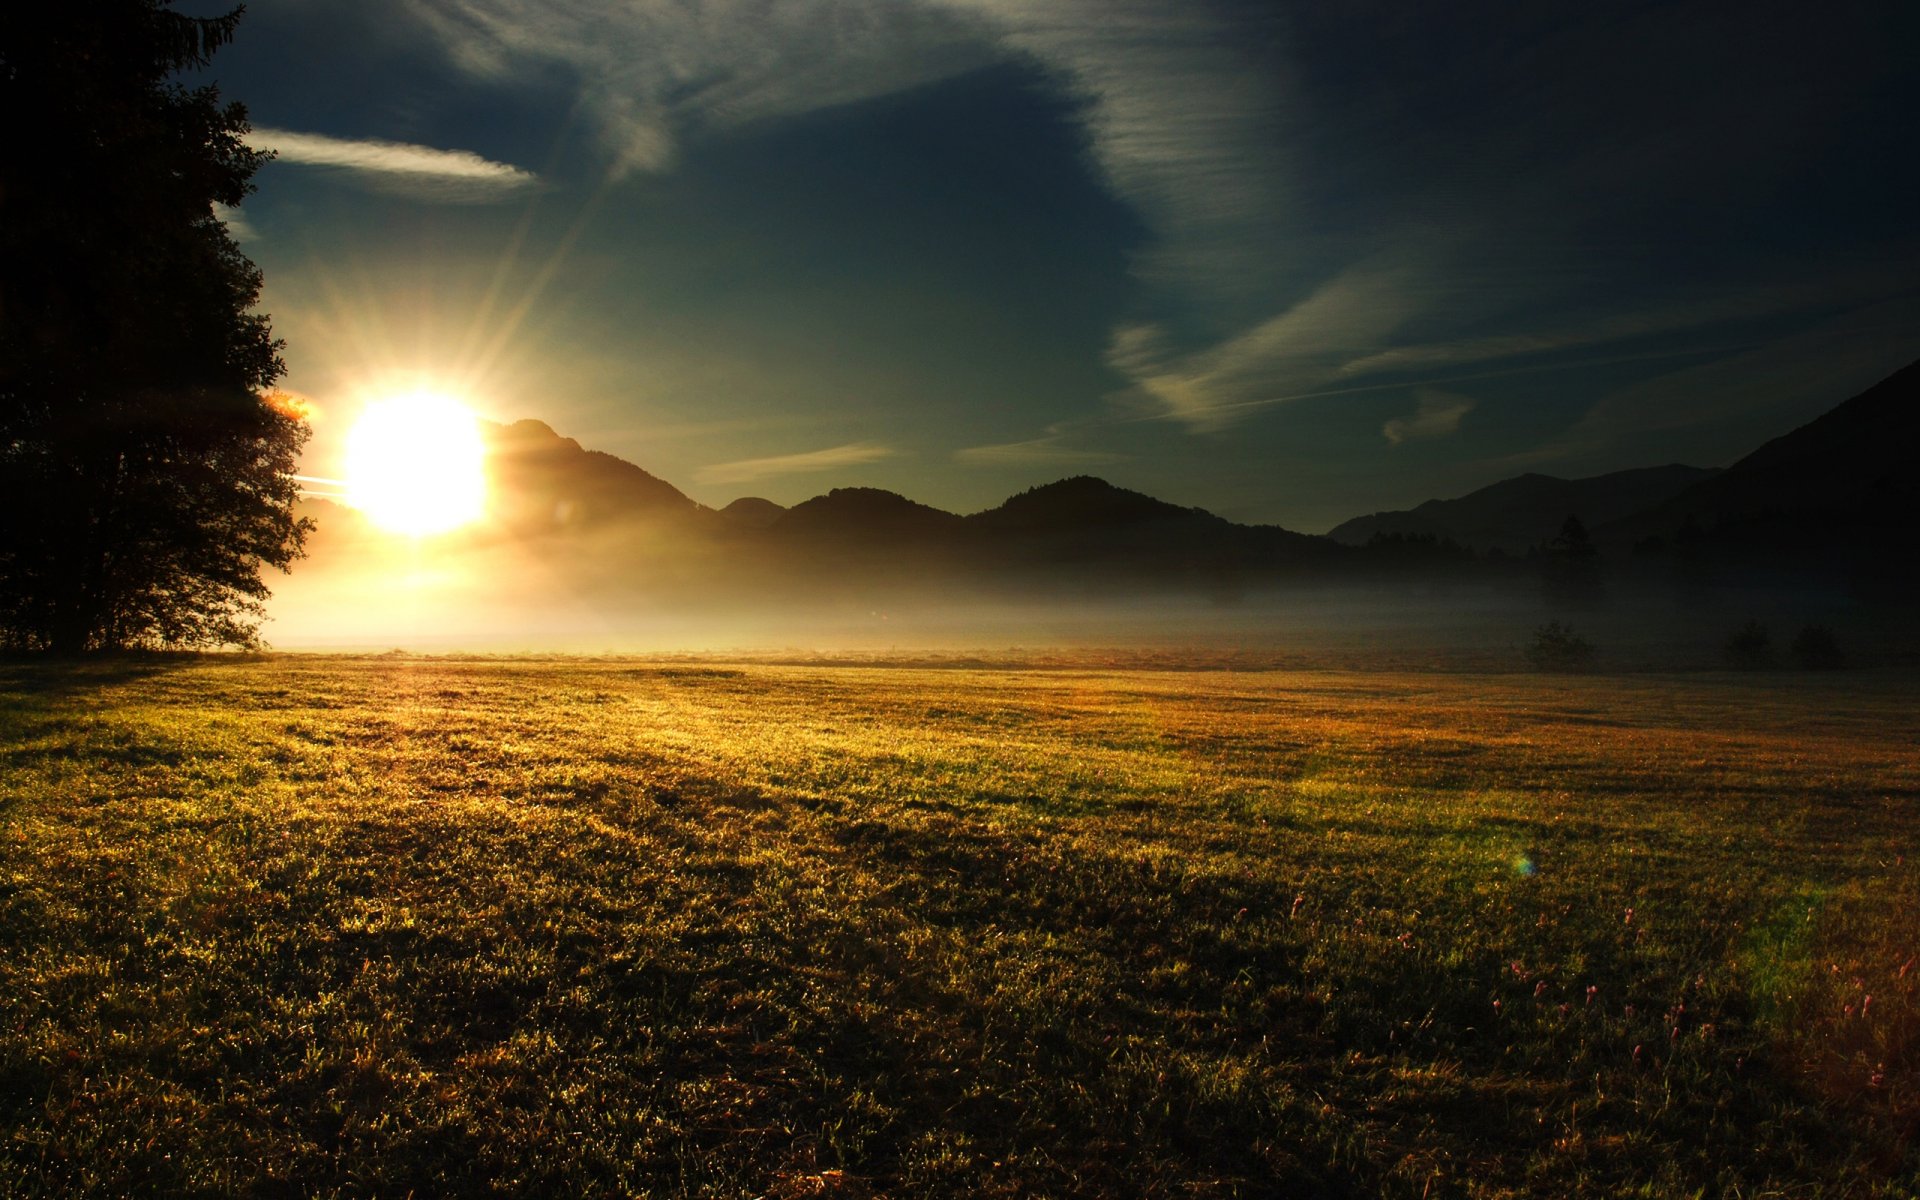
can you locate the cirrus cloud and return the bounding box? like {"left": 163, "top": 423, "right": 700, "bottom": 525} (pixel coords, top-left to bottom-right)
{"left": 246, "top": 127, "right": 540, "bottom": 202}
{"left": 696, "top": 442, "right": 899, "bottom": 486}
{"left": 1383, "top": 389, "right": 1475, "bottom": 445}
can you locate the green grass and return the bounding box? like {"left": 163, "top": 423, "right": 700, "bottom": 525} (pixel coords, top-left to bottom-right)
{"left": 1, "top": 655, "right": 1916, "bottom": 1197}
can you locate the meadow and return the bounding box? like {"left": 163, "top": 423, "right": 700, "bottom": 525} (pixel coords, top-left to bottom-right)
{"left": 0, "top": 654, "right": 1915, "bottom": 1197}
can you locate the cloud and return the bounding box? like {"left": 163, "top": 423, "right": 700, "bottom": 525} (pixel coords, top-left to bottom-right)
{"left": 696, "top": 442, "right": 897, "bottom": 485}
{"left": 400, "top": 0, "right": 1292, "bottom": 292}
{"left": 953, "top": 434, "right": 1126, "bottom": 467}
{"left": 1383, "top": 389, "right": 1474, "bottom": 445}
{"left": 212, "top": 202, "right": 258, "bottom": 242}
{"left": 246, "top": 127, "right": 539, "bottom": 201}
{"left": 1337, "top": 255, "right": 1920, "bottom": 382}
{"left": 401, "top": 0, "right": 992, "bottom": 181}
{"left": 936, "top": 0, "right": 1292, "bottom": 306}
{"left": 1109, "top": 258, "right": 1426, "bottom": 431}
{"left": 1567, "top": 295, "right": 1920, "bottom": 447}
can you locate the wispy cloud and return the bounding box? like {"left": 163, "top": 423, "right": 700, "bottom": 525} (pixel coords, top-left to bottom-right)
{"left": 1338, "top": 255, "right": 1920, "bottom": 382}
{"left": 1109, "top": 258, "right": 1426, "bottom": 431}
{"left": 212, "top": 202, "right": 258, "bottom": 242}
{"left": 696, "top": 442, "right": 897, "bottom": 485}
{"left": 246, "top": 127, "right": 539, "bottom": 201}
{"left": 1568, "top": 296, "right": 1920, "bottom": 447}
{"left": 401, "top": 0, "right": 990, "bottom": 180}
{"left": 938, "top": 0, "right": 1292, "bottom": 307}
{"left": 400, "top": 0, "right": 1291, "bottom": 292}
{"left": 954, "top": 432, "right": 1126, "bottom": 467}
{"left": 1383, "top": 389, "right": 1474, "bottom": 445}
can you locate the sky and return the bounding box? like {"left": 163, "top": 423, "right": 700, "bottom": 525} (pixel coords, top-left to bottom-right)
{"left": 190, "top": 0, "right": 1920, "bottom": 533}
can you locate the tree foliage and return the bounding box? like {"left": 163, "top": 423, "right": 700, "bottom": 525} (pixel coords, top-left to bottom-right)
{"left": 0, "top": 1, "right": 306, "bottom": 653}
{"left": 1536, "top": 514, "right": 1604, "bottom": 608}
{"left": 1525, "top": 621, "right": 1596, "bottom": 672}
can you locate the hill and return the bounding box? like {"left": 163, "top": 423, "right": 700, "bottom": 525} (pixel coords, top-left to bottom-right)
{"left": 483, "top": 419, "right": 703, "bottom": 534}
{"left": 1328, "top": 465, "right": 1718, "bottom": 553}
{"left": 1596, "top": 360, "right": 1920, "bottom": 592}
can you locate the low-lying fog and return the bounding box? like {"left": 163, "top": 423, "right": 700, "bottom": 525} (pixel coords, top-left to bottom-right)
{"left": 263, "top": 529, "right": 1901, "bottom": 669}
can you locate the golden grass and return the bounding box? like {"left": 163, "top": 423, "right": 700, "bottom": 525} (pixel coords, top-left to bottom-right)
{"left": 0, "top": 655, "right": 1915, "bottom": 1196}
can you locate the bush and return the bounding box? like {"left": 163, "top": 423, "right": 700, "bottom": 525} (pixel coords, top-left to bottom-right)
{"left": 1722, "top": 619, "right": 1775, "bottom": 669}
{"left": 1790, "top": 624, "right": 1846, "bottom": 670}
{"left": 1526, "top": 622, "right": 1596, "bottom": 672}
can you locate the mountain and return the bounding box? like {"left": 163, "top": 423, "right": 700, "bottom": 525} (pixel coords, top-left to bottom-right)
{"left": 718, "top": 497, "right": 786, "bottom": 528}
{"left": 1599, "top": 360, "right": 1919, "bottom": 541}
{"left": 971, "top": 476, "right": 1215, "bottom": 533}
{"left": 1593, "top": 360, "right": 1920, "bottom": 591}
{"left": 483, "top": 419, "right": 701, "bottom": 534}
{"left": 1327, "top": 464, "right": 1720, "bottom": 553}
{"left": 966, "top": 476, "right": 1334, "bottom": 578}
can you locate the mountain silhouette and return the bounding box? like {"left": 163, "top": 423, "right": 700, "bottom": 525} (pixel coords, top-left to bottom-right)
{"left": 772, "top": 487, "right": 966, "bottom": 543}
{"left": 1594, "top": 359, "right": 1920, "bottom": 593}
{"left": 717, "top": 496, "right": 786, "bottom": 528}
{"left": 1599, "top": 360, "right": 1919, "bottom": 544}
{"left": 483, "top": 419, "right": 700, "bottom": 534}
{"left": 1328, "top": 464, "right": 1718, "bottom": 553}
{"left": 287, "top": 360, "right": 1918, "bottom": 604}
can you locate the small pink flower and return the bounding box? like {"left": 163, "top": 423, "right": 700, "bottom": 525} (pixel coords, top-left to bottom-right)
{"left": 1863, "top": 995, "right": 1873, "bottom": 1016}
{"left": 1624, "top": 908, "right": 1634, "bottom": 924}
{"left": 1585, "top": 985, "right": 1598, "bottom": 1006}
{"left": 1632, "top": 1044, "right": 1643, "bottom": 1062}
{"left": 1534, "top": 980, "right": 1548, "bottom": 997}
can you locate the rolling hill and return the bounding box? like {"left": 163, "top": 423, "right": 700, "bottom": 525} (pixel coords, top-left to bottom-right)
{"left": 1327, "top": 465, "right": 1719, "bottom": 553}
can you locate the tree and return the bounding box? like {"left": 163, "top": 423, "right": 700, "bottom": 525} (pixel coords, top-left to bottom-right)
{"left": 1789, "top": 624, "right": 1845, "bottom": 670}
{"left": 1537, "top": 515, "right": 1604, "bottom": 608}
{"left": 1525, "top": 621, "right": 1596, "bottom": 672}
{"left": 0, "top": 2, "right": 306, "bottom": 653}
{"left": 1721, "top": 619, "right": 1774, "bottom": 670}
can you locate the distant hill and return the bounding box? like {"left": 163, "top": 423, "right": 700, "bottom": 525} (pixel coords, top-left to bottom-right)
{"left": 1598, "top": 360, "right": 1919, "bottom": 543}
{"left": 287, "top": 360, "right": 1920, "bottom": 604}
{"left": 970, "top": 476, "right": 1213, "bottom": 533}
{"left": 717, "top": 497, "right": 786, "bottom": 528}
{"left": 483, "top": 419, "right": 701, "bottom": 534}
{"left": 1594, "top": 360, "right": 1920, "bottom": 592}
{"left": 772, "top": 487, "right": 966, "bottom": 543}
{"left": 1328, "top": 465, "right": 1720, "bottom": 553}
{"left": 965, "top": 476, "right": 1333, "bottom": 580}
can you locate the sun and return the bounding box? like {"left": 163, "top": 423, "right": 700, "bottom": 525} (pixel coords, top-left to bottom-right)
{"left": 344, "top": 390, "right": 488, "bottom": 536}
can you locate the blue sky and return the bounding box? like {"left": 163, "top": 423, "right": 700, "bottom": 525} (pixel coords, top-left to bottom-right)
{"left": 195, "top": 0, "right": 1919, "bottom": 531}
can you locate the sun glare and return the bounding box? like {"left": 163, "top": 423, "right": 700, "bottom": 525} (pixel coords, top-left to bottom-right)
{"left": 344, "top": 390, "right": 487, "bottom": 536}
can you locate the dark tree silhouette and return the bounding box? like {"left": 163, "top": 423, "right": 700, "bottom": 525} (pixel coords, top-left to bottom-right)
{"left": 1722, "top": 619, "right": 1774, "bottom": 670}
{"left": 1525, "top": 621, "right": 1596, "bottom": 672}
{"left": 0, "top": 2, "right": 307, "bottom": 652}
{"left": 1536, "top": 515, "right": 1604, "bottom": 608}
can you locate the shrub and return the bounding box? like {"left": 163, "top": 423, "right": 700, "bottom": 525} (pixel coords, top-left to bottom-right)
{"left": 1526, "top": 621, "right": 1596, "bottom": 672}
{"left": 1790, "top": 624, "right": 1846, "bottom": 670}
{"left": 1722, "top": 619, "right": 1775, "bottom": 670}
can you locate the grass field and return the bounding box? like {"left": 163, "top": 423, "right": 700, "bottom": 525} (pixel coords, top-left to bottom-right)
{"left": 1, "top": 655, "right": 1916, "bottom": 1197}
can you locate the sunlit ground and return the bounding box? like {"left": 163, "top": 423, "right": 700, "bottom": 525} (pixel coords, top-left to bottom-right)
{"left": 0, "top": 656, "right": 1915, "bottom": 1196}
